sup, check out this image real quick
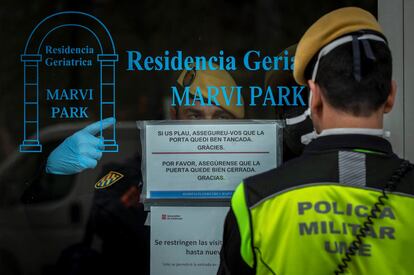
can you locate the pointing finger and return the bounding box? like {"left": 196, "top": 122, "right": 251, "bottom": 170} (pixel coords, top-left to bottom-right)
{"left": 82, "top": 117, "right": 115, "bottom": 136}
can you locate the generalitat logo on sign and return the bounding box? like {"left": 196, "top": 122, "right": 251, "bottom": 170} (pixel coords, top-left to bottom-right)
{"left": 161, "top": 214, "right": 183, "bottom": 221}
{"left": 20, "top": 11, "right": 119, "bottom": 153}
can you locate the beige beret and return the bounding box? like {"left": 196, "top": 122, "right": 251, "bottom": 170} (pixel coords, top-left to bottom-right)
{"left": 294, "top": 7, "right": 384, "bottom": 85}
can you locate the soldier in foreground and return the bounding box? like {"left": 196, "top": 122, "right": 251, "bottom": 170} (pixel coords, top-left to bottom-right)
{"left": 218, "top": 7, "right": 414, "bottom": 275}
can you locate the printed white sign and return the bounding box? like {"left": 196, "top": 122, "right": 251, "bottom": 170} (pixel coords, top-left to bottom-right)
{"left": 142, "top": 121, "right": 280, "bottom": 199}
{"left": 151, "top": 206, "right": 228, "bottom": 275}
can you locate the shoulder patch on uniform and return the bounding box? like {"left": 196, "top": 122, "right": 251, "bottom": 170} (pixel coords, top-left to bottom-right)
{"left": 95, "top": 171, "right": 124, "bottom": 189}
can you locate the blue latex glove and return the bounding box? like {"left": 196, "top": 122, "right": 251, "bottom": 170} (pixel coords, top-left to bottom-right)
{"left": 46, "top": 118, "right": 115, "bottom": 175}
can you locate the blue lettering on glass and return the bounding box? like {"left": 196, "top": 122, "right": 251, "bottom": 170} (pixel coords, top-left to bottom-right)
{"left": 171, "top": 85, "right": 303, "bottom": 107}
{"left": 20, "top": 11, "right": 119, "bottom": 153}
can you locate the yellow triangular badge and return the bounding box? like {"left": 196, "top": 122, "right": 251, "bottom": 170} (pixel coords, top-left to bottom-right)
{"left": 95, "top": 171, "right": 124, "bottom": 189}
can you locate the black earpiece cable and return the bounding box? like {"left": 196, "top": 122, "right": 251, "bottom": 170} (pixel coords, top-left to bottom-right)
{"left": 334, "top": 160, "right": 413, "bottom": 275}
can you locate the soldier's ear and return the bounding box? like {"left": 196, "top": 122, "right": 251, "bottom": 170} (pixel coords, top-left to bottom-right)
{"left": 384, "top": 80, "right": 397, "bottom": 114}
{"left": 307, "top": 80, "right": 323, "bottom": 115}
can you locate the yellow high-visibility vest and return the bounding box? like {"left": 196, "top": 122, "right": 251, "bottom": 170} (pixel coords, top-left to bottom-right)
{"left": 232, "top": 182, "right": 414, "bottom": 275}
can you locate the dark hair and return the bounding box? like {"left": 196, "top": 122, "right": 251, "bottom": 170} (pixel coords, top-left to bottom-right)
{"left": 306, "top": 38, "right": 392, "bottom": 117}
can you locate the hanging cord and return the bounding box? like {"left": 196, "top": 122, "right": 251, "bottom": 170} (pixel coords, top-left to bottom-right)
{"left": 334, "top": 160, "right": 413, "bottom": 275}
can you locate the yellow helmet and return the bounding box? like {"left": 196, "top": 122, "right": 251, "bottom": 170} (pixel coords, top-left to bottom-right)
{"left": 177, "top": 64, "right": 245, "bottom": 118}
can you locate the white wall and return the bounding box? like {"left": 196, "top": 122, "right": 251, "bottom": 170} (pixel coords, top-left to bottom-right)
{"left": 379, "top": 0, "right": 413, "bottom": 160}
